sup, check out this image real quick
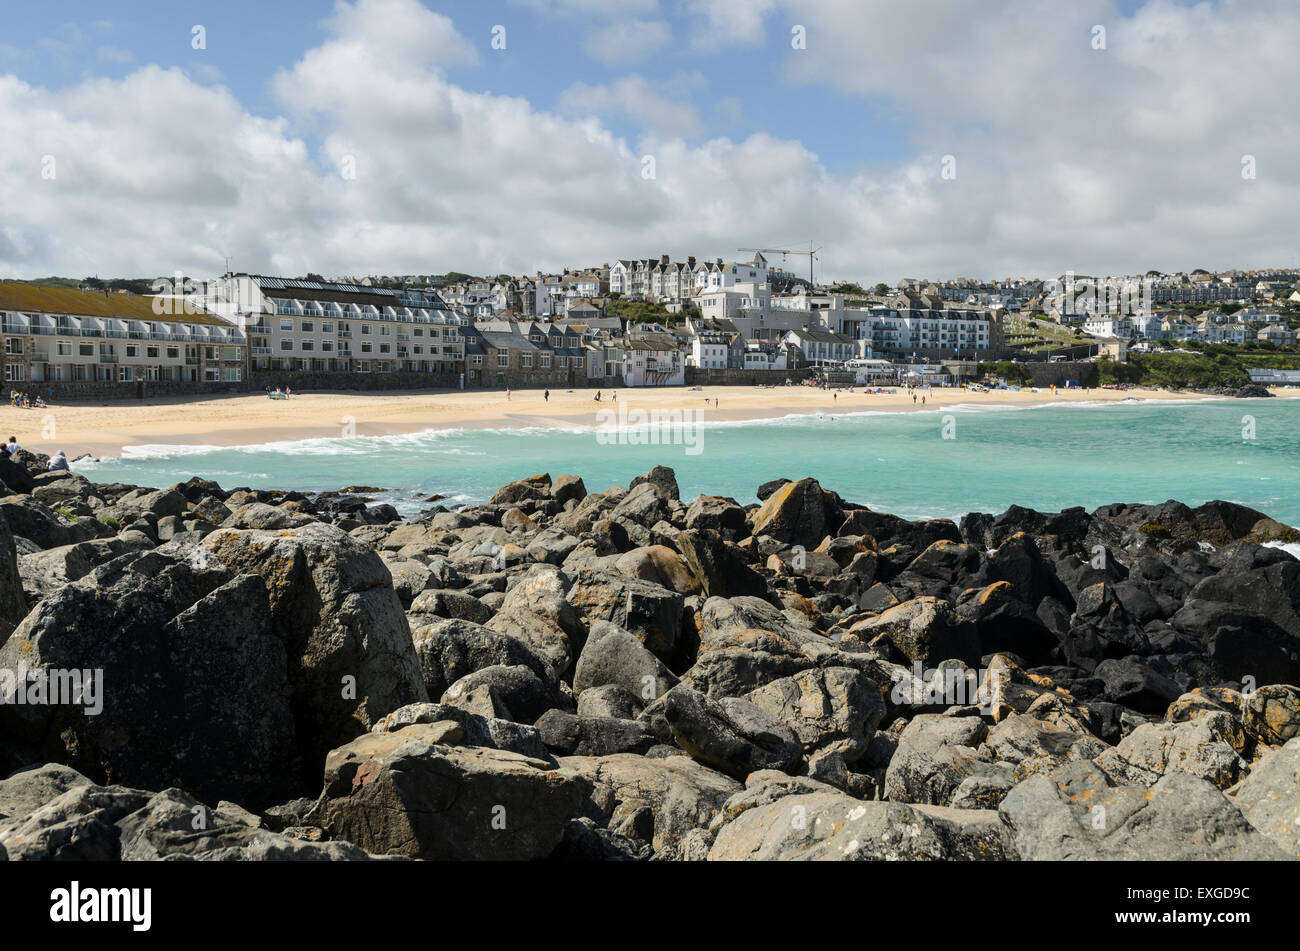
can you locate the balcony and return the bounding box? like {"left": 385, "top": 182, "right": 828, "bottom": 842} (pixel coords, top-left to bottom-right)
{"left": 98, "top": 353, "right": 119, "bottom": 364}
{"left": 3, "top": 324, "right": 28, "bottom": 335}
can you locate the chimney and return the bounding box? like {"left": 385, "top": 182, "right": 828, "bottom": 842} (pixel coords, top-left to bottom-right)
{"left": 688, "top": 256, "right": 696, "bottom": 267}
{"left": 660, "top": 254, "right": 669, "bottom": 266}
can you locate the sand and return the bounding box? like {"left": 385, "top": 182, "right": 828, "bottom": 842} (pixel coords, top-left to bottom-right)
{"left": 8, "top": 384, "right": 1296, "bottom": 459}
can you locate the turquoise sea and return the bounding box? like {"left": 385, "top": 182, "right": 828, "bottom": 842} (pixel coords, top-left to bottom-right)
{"left": 73, "top": 398, "right": 1300, "bottom": 526}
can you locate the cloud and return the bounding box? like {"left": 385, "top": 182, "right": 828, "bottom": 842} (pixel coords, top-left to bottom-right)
{"left": 683, "top": 0, "right": 776, "bottom": 50}
{"left": 510, "top": 0, "right": 660, "bottom": 15}
{"left": 0, "top": 0, "right": 1297, "bottom": 287}
{"left": 581, "top": 18, "right": 672, "bottom": 65}
{"left": 559, "top": 75, "right": 703, "bottom": 136}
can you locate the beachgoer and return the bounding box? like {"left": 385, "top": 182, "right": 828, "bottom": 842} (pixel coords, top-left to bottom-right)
{"left": 507, "top": 388, "right": 511, "bottom": 401}
{"left": 544, "top": 389, "right": 550, "bottom": 402}
{"left": 48, "top": 450, "right": 69, "bottom": 472}
{"left": 5, "top": 437, "right": 19, "bottom": 454}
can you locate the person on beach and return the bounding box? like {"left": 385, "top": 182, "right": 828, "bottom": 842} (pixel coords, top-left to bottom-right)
{"left": 544, "top": 389, "right": 550, "bottom": 402}
{"left": 507, "top": 388, "right": 511, "bottom": 401}
{"left": 5, "top": 437, "right": 19, "bottom": 454}
{"left": 47, "top": 450, "right": 69, "bottom": 472}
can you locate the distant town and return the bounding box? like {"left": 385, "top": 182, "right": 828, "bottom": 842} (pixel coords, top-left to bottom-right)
{"left": 2, "top": 257, "right": 1299, "bottom": 397}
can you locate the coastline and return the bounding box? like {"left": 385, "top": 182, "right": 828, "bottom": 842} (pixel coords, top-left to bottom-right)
{"left": 11, "top": 384, "right": 1299, "bottom": 459}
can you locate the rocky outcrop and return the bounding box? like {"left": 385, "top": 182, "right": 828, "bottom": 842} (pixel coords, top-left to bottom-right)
{"left": 0, "top": 467, "right": 1296, "bottom": 863}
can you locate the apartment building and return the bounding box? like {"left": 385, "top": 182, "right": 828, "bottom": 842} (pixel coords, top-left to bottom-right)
{"left": 855, "top": 304, "right": 994, "bottom": 357}
{"left": 203, "top": 275, "right": 464, "bottom": 376}
{"left": 0, "top": 282, "right": 245, "bottom": 388}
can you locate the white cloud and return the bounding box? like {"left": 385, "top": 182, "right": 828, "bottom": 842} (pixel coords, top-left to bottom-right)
{"left": 511, "top": 0, "right": 660, "bottom": 14}
{"left": 559, "top": 75, "right": 703, "bottom": 136}
{"left": 684, "top": 0, "right": 776, "bottom": 50}
{"left": 0, "top": 0, "right": 1297, "bottom": 286}
{"left": 581, "top": 18, "right": 672, "bottom": 66}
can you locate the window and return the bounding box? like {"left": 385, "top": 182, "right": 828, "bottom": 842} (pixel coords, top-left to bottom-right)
{"left": 379, "top": 344, "right": 390, "bottom": 354}
{"left": 497, "top": 352, "right": 509, "bottom": 367}
{"left": 280, "top": 319, "right": 294, "bottom": 332}
{"left": 361, "top": 325, "right": 371, "bottom": 335}
{"left": 4, "top": 364, "right": 24, "bottom": 382}
{"left": 79, "top": 343, "right": 94, "bottom": 357}
{"left": 302, "top": 340, "right": 314, "bottom": 351}
{"left": 540, "top": 353, "right": 551, "bottom": 369}
{"left": 224, "top": 367, "right": 242, "bottom": 382}
{"left": 146, "top": 346, "right": 160, "bottom": 358}
{"left": 521, "top": 353, "right": 533, "bottom": 368}
{"left": 280, "top": 340, "right": 293, "bottom": 351}
{"left": 167, "top": 346, "right": 179, "bottom": 359}
{"left": 125, "top": 344, "right": 139, "bottom": 357}
{"left": 322, "top": 341, "right": 334, "bottom": 352}
{"left": 470, "top": 354, "right": 483, "bottom": 366}
{"left": 301, "top": 321, "right": 313, "bottom": 333}
{"left": 379, "top": 326, "right": 390, "bottom": 336}
{"left": 361, "top": 342, "right": 372, "bottom": 354}
{"left": 58, "top": 342, "right": 72, "bottom": 356}
{"left": 205, "top": 368, "right": 220, "bottom": 382}
{"left": 118, "top": 366, "right": 132, "bottom": 382}
{"left": 4, "top": 339, "right": 22, "bottom": 356}
{"left": 322, "top": 323, "right": 333, "bottom": 333}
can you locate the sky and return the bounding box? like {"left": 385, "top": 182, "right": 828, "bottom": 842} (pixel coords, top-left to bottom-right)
{"left": 1, "top": 0, "right": 1297, "bottom": 285}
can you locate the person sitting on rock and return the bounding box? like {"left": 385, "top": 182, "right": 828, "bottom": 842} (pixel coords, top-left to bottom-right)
{"left": 48, "top": 450, "right": 69, "bottom": 472}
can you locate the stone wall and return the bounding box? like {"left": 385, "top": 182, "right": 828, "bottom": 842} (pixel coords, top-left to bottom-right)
{"left": 29, "top": 380, "right": 246, "bottom": 402}
{"left": 1024, "top": 361, "right": 1100, "bottom": 387}
{"left": 684, "top": 367, "right": 817, "bottom": 386}
{"left": 249, "top": 370, "right": 460, "bottom": 392}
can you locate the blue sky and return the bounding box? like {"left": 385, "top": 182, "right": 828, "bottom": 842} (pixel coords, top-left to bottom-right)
{"left": 0, "top": 0, "right": 907, "bottom": 173}
{"left": 0, "top": 0, "right": 1295, "bottom": 283}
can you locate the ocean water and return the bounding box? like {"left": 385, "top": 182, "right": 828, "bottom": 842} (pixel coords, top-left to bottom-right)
{"left": 73, "top": 398, "right": 1300, "bottom": 526}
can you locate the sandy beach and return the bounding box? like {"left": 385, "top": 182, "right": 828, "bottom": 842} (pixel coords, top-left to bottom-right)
{"left": 8, "top": 384, "right": 1296, "bottom": 458}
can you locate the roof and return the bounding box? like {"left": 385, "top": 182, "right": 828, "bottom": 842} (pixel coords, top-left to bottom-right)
{"left": 0, "top": 282, "right": 230, "bottom": 326}
{"left": 248, "top": 275, "right": 450, "bottom": 310}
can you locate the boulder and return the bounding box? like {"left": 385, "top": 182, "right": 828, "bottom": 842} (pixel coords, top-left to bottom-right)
{"left": 708, "top": 773, "right": 1008, "bottom": 861}
{"left": 749, "top": 477, "right": 841, "bottom": 548}
{"left": 316, "top": 724, "right": 590, "bottom": 860}
{"left": 559, "top": 752, "right": 741, "bottom": 859}
{"left": 565, "top": 568, "right": 683, "bottom": 662}
{"left": 663, "top": 685, "right": 802, "bottom": 780}
{"left": 999, "top": 759, "right": 1287, "bottom": 860}
{"left": 0, "top": 552, "right": 300, "bottom": 807}
{"left": 202, "top": 522, "right": 428, "bottom": 778}
{"left": 1227, "top": 737, "right": 1300, "bottom": 859}
{"left": 744, "top": 667, "right": 886, "bottom": 765}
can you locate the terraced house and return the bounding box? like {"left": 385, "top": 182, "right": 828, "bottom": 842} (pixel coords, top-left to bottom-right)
{"left": 202, "top": 275, "right": 465, "bottom": 380}
{"left": 0, "top": 282, "right": 246, "bottom": 392}
{"left": 460, "top": 320, "right": 586, "bottom": 388}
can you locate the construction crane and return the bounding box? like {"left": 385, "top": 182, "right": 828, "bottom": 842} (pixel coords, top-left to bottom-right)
{"left": 737, "top": 241, "right": 822, "bottom": 286}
